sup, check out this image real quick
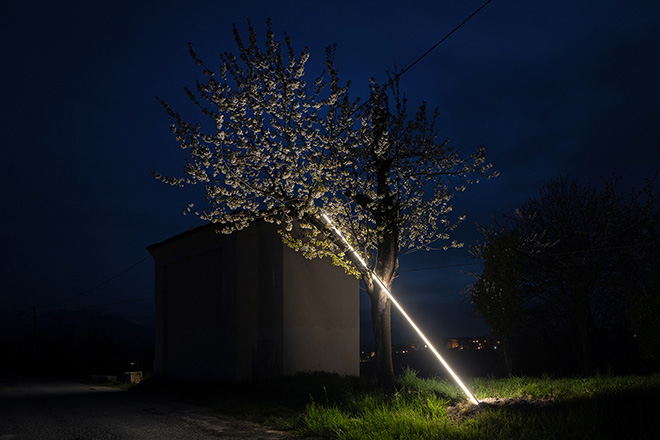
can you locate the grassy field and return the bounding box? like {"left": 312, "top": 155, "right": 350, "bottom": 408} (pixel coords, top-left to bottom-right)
{"left": 136, "top": 369, "right": 660, "bottom": 439}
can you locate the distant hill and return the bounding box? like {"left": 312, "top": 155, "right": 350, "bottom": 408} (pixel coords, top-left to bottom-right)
{"left": 0, "top": 309, "right": 154, "bottom": 376}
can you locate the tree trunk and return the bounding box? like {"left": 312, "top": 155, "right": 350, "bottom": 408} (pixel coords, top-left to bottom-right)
{"left": 367, "top": 216, "right": 399, "bottom": 391}
{"left": 367, "top": 279, "right": 395, "bottom": 392}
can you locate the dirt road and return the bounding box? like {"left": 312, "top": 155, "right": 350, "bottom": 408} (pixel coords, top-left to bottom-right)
{"left": 0, "top": 375, "right": 301, "bottom": 439}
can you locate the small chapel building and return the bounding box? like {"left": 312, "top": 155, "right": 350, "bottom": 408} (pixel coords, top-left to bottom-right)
{"left": 147, "top": 221, "right": 359, "bottom": 382}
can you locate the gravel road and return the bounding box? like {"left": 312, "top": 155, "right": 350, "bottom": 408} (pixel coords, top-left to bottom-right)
{"left": 0, "top": 376, "right": 302, "bottom": 439}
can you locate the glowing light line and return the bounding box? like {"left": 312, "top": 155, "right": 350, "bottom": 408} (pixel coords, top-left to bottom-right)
{"left": 321, "top": 213, "right": 480, "bottom": 405}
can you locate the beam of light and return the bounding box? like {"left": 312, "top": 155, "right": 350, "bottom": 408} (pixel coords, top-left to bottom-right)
{"left": 321, "top": 213, "right": 480, "bottom": 405}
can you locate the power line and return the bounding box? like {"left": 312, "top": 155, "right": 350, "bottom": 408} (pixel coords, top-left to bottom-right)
{"left": 1, "top": 296, "right": 156, "bottom": 322}
{"left": 38, "top": 254, "right": 151, "bottom": 310}
{"left": 54, "top": 296, "right": 154, "bottom": 312}
{"left": 398, "top": 241, "right": 660, "bottom": 273}
{"left": 345, "top": 3, "right": 495, "bottom": 274}
{"left": 399, "top": 261, "right": 484, "bottom": 273}
{"left": 349, "top": 0, "right": 493, "bottom": 117}
{"left": 539, "top": 241, "right": 660, "bottom": 258}
{"left": 395, "top": 0, "right": 493, "bottom": 80}
{"left": 0, "top": 309, "right": 33, "bottom": 323}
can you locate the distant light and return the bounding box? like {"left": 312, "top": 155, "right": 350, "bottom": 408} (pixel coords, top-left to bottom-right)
{"left": 321, "top": 213, "right": 480, "bottom": 405}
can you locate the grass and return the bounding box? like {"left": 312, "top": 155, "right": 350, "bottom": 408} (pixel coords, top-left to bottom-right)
{"left": 134, "top": 369, "right": 660, "bottom": 439}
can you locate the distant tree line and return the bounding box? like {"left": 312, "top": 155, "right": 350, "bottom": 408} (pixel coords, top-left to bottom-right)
{"left": 0, "top": 310, "right": 154, "bottom": 375}
{"left": 467, "top": 174, "right": 660, "bottom": 376}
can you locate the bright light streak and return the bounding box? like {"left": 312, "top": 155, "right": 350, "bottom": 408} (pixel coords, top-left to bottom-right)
{"left": 321, "top": 213, "right": 480, "bottom": 405}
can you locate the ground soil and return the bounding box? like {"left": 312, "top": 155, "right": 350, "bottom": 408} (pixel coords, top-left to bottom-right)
{"left": 446, "top": 397, "right": 554, "bottom": 423}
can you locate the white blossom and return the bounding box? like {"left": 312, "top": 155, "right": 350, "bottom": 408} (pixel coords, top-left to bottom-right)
{"left": 153, "top": 22, "right": 497, "bottom": 277}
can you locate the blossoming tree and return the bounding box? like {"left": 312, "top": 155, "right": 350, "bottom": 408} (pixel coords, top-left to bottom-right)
{"left": 154, "top": 21, "right": 497, "bottom": 389}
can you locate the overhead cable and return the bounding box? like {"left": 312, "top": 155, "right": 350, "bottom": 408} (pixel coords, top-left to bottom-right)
{"left": 38, "top": 254, "right": 151, "bottom": 310}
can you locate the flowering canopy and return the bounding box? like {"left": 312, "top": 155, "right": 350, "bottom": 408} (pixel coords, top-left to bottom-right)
{"left": 154, "top": 20, "right": 497, "bottom": 278}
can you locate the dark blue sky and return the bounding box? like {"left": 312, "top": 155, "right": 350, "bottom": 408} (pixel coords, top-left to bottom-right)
{"left": 2, "top": 0, "right": 659, "bottom": 344}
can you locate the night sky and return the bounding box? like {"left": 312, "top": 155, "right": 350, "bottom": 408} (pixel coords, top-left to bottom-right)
{"left": 2, "top": 0, "right": 659, "bottom": 345}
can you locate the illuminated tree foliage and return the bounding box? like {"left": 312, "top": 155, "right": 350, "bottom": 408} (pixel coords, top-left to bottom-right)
{"left": 154, "top": 21, "right": 497, "bottom": 389}
{"left": 468, "top": 175, "right": 660, "bottom": 375}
